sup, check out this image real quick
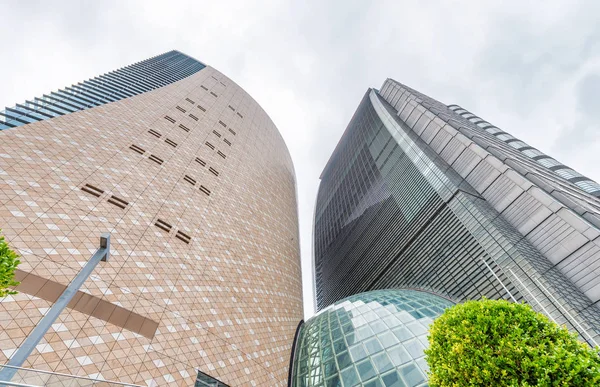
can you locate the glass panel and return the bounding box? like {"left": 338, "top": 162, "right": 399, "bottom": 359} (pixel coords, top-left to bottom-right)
{"left": 0, "top": 51, "right": 205, "bottom": 131}
{"left": 291, "top": 290, "right": 454, "bottom": 386}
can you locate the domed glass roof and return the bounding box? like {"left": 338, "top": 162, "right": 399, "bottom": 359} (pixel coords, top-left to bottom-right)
{"left": 291, "top": 289, "right": 454, "bottom": 387}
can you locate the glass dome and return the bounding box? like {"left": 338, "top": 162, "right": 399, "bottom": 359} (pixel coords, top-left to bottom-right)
{"left": 291, "top": 289, "right": 454, "bottom": 387}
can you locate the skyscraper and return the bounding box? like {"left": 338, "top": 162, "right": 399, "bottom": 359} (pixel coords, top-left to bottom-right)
{"left": 0, "top": 50, "right": 303, "bottom": 386}
{"left": 314, "top": 78, "right": 600, "bottom": 346}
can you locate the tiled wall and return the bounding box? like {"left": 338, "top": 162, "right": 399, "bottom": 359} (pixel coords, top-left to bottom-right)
{"left": 0, "top": 66, "right": 303, "bottom": 386}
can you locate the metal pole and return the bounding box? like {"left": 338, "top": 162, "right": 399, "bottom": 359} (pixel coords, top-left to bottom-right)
{"left": 0, "top": 233, "right": 110, "bottom": 383}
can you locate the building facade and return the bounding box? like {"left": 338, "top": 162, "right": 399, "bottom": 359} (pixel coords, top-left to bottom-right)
{"left": 314, "top": 79, "right": 600, "bottom": 346}
{"left": 0, "top": 50, "right": 303, "bottom": 386}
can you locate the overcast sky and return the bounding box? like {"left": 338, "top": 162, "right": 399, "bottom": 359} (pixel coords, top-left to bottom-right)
{"left": 1, "top": 0, "right": 599, "bottom": 318}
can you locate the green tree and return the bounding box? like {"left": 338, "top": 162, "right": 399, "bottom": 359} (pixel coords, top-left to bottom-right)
{"left": 0, "top": 230, "right": 20, "bottom": 297}
{"left": 425, "top": 298, "right": 600, "bottom": 386}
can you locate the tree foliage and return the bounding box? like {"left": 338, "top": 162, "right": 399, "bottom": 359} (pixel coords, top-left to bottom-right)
{"left": 425, "top": 298, "right": 600, "bottom": 386}
{"left": 0, "top": 230, "right": 20, "bottom": 297}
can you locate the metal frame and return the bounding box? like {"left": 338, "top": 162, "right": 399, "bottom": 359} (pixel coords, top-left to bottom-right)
{"left": 0, "top": 234, "right": 111, "bottom": 382}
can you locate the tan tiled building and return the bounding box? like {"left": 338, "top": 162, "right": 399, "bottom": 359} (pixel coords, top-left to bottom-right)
{"left": 0, "top": 51, "right": 303, "bottom": 386}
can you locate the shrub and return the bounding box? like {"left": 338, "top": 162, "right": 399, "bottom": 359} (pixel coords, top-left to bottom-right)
{"left": 0, "top": 230, "right": 20, "bottom": 297}
{"left": 425, "top": 298, "right": 600, "bottom": 386}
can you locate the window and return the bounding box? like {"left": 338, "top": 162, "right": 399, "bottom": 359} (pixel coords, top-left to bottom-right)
{"left": 522, "top": 149, "right": 544, "bottom": 158}
{"left": 555, "top": 168, "right": 583, "bottom": 180}
{"left": 537, "top": 158, "right": 562, "bottom": 168}
{"left": 184, "top": 175, "right": 196, "bottom": 185}
{"left": 107, "top": 195, "right": 128, "bottom": 209}
{"left": 176, "top": 230, "right": 191, "bottom": 244}
{"left": 496, "top": 133, "right": 514, "bottom": 141}
{"left": 165, "top": 138, "right": 177, "bottom": 148}
{"left": 81, "top": 183, "right": 104, "bottom": 197}
{"left": 179, "top": 124, "right": 190, "bottom": 132}
{"left": 148, "top": 129, "right": 161, "bottom": 138}
{"left": 485, "top": 127, "right": 502, "bottom": 134}
{"left": 154, "top": 219, "right": 172, "bottom": 232}
{"left": 164, "top": 116, "right": 176, "bottom": 124}
{"left": 199, "top": 185, "right": 211, "bottom": 195}
{"left": 195, "top": 370, "right": 230, "bottom": 387}
{"left": 148, "top": 154, "right": 164, "bottom": 165}
{"left": 129, "top": 144, "right": 145, "bottom": 155}
{"left": 176, "top": 106, "right": 186, "bottom": 113}
{"left": 507, "top": 140, "right": 528, "bottom": 150}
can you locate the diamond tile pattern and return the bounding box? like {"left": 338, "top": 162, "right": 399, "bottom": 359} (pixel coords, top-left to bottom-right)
{"left": 291, "top": 290, "right": 453, "bottom": 387}
{"left": 0, "top": 65, "right": 303, "bottom": 386}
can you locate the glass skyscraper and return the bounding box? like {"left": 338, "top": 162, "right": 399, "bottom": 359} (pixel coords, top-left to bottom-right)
{"left": 0, "top": 51, "right": 205, "bottom": 130}
{"left": 0, "top": 50, "right": 303, "bottom": 386}
{"left": 314, "top": 78, "right": 600, "bottom": 347}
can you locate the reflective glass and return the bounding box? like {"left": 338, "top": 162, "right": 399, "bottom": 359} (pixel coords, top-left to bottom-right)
{"left": 292, "top": 290, "right": 453, "bottom": 387}
{"left": 0, "top": 50, "right": 205, "bottom": 131}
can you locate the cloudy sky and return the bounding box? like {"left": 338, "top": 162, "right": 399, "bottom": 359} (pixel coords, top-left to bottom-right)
{"left": 1, "top": 0, "right": 599, "bottom": 318}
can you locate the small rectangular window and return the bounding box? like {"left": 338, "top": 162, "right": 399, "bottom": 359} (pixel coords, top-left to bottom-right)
{"left": 220, "top": 81, "right": 226, "bottom": 87}
{"left": 195, "top": 157, "right": 206, "bottom": 166}
{"left": 155, "top": 219, "right": 172, "bottom": 233}
{"left": 176, "top": 230, "right": 191, "bottom": 244}
{"left": 183, "top": 175, "right": 196, "bottom": 185}
{"left": 176, "top": 106, "right": 186, "bottom": 113}
{"left": 148, "top": 129, "right": 162, "bottom": 138}
{"left": 212, "top": 130, "right": 222, "bottom": 138}
{"left": 236, "top": 112, "right": 243, "bottom": 118}
{"left": 211, "top": 76, "right": 218, "bottom": 81}
{"left": 129, "top": 144, "right": 146, "bottom": 155}
{"left": 179, "top": 124, "right": 190, "bottom": 132}
{"left": 201, "top": 85, "right": 208, "bottom": 91}
{"left": 205, "top": 142, "right": 215, "bottom": 150}
{"left": 81, "top": 183, "right": 104, "bottom": 197}
{"left": 223, "top": 139, "right": 231, "bottom": 146}
{"left": 228, "top": 128, "right": 236, "bottom": 136}
{"left": 199, "top": 185, "right": 211, "bottom": 196}
{"left": 165, "top": 138, "right": 178, "bottom": 148}
{"left": 198, "top": 105, "right": 206, "bottom": 112}
{"left": 210, "top": 92, "right": 218, "bottom": 98}
{"left": 218, "top": 120, "right": 227, "bottom": 128}
{"left": 189, "top": 114, "right": 199, "bottom": 121}
{"left": 209, "top": 167, "right": 219, "bottom": 177}
{"left": 148, "top": 154, "right": 164, "bottom": 165}
{"left": 185, "top": 98, "right": 195, "bottom": 104}
{"left": 217, "top": 151, "right": 226, "bottom": 159}
{"left": 228, "top": 105, "right": 235, "bottom": 111}
{"left": 107, "top": 195, "right": 129, "bottom": 209}
{"left": 164, "top": 116, "right": 176, "bottom": 123}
